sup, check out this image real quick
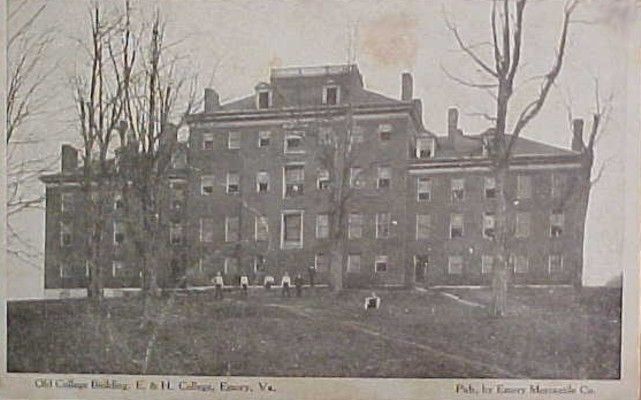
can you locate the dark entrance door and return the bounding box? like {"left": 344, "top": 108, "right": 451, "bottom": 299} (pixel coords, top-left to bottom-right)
{"left": 414, "top": 255, "right": 429, "bottom": 285}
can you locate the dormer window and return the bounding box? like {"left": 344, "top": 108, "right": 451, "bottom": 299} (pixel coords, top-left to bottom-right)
{"left": 323, "top": 85, "right": 340, "bottom": 106}
{"left": 416, "top": 137, "right": 435, "bottom": 159}
{"left": 256, "top": 83, "right": 272, "bottom": 109}
{"left": 379, "top": 124, "right": 392, "bottom": 141}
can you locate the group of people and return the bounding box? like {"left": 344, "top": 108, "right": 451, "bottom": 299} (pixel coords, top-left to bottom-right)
{"left": 210, "top": 264, "right": 318, "bottom": 300}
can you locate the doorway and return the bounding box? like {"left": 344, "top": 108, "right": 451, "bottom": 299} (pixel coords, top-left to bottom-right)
{"left": 414, "top": 255, "right": 429, "bottom": 285}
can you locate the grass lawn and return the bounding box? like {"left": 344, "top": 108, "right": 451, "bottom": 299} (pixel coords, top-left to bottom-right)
{"left": 7, "top": 286, "right": 621, "bottom": 378}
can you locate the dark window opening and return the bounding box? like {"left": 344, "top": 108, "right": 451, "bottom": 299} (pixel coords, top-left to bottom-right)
{"left": 325, "top": 87, "right": 338, "bottom": 105}
{"left": 258, "top": 92, "right": 270, "bottom": 109}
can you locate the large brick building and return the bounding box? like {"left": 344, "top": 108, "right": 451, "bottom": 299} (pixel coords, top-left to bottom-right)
{"left": 40, "top": 64, "right": 586, "bottom": 292}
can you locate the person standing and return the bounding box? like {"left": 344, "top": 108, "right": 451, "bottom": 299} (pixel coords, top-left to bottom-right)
{"left": 294, "top": 273, "right": 304, "bottom": 297}
{"left": 308, "top": 264, "right": 316, "bottom": 288}
{"left": 213, "top": 271, "right": 224, "bottom": 300}
{"left": 240, "top": 274, "right": 249, "bottom": 296}
{"left": 281, "top": 272, "right": 291, "bottom": 298}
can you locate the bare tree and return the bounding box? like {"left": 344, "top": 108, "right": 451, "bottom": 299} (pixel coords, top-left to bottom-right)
{"left": 444, "top": 0, "right": 579, "bottom": 316}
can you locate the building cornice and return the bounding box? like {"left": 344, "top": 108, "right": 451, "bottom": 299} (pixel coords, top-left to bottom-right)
{"left": 408, "top": 153, "right": 584, "bottom": 174}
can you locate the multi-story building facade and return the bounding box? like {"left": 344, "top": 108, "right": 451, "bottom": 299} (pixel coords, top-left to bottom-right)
{"left": 40, "top": 64, "right": 586, "bottom": 292}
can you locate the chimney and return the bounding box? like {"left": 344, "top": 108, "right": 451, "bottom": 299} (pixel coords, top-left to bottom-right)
{"left": 571, "top": 118, "right": 585, "bottom": 152}
{"left": 61, "top": 145, "right": 78, "bottom": 173}
{"left": 448, "top": 108, "right": 459, "bottom": 138}
{"left": 401, "top": 72, "right": 413, "bottom": 101}
{"left": 412, "top": 99, "right": 423, "bottom": 129}
{"left": 204, "top": 88, "right": 220, "bottom": 113}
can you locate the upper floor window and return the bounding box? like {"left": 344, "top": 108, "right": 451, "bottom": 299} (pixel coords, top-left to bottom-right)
{"left": 228, "top": 131, "right": 241, "bottom": 149}
{"left": 377, "top": 166, "right": 391, "bottom": 189}
{"left": 512, "top": 254, "right": 529, "bottom": 274}
{"left": 451, "top": 178, "right": 465, "bottom": 201}
{"left": 225, "top": 216, "right": 240, "bottom": 242}
{"left": 113, "top": 221, "right": 124, "bottom": 246}
{"left": 347, "top": 254, "right": 361, "bottom": 273}
{"left": 227, "top": 172, "right": 240, "bottom": 194}
{"left": 450, "top": 213, "right": 464, "bottom": 238}
{"left": 417, "top": 177, "right": 432, "bottom": 201}
{"left": 315, "top": 253, "right": 329, "bottom": 273}
{"left": 517, "top": 175, "right": 532, "bottom": 199}
{"left": 113, "top": 193, "right": 124, "bottom": 211}
{"left": 481, "top": 255, "right": 494, "bottom": 274}
{"left": 415, "top": 137, "right": 435, "bottom": 159}
{"left": 316, "top": 214, "right": 329, "bottom": 239}
{"left": 170, "top": 223, "right": 183, "bottom": 245}
{"left": 255, "top": 216, "right": 269, "bottom": 241}
{"left": 60, "top": 221, "right": 72, "bottom": 247}
{"left": 318, "top": 126, "right": 334, "bottom": 145}
{"left": 482, "top": 212, "right": 495, "bottom": 240}
{"left": 61, "top": 193, "right": 74, "bottom": 213}
{"left": 323, "top": 85, "right": 339, "bottom": 106}
{"left": 484, "top": 176, "right": 496, "bottom": 199}
{"left": 448, "top": 255, "right": 463, "bottom": 274}
{"left": 516, "top": 212, "right": 531, "bottom": 238}
{"left": 350, "top": 167, "right": 364, "bottom": 188}
{"left": 551, "top": 173, "right": 566, "bottom": 199}
{"left": 170, "top": 180, "right": 187, "bottom": 210}
{"left": 376, "top": 212, "right": 391, "bottom": 239}
{"left": 378, "top": 124, "right": 392, "bottom": 141}
{"left": 257, "top": 171, "right": 270, "bottom": 193}
{"left": 258, "top": 131, "right": 271, "bottom": 147}
{"left": 203, "top": 133, "right": 214, "bottom": 150}
{"left": 350, "top": 126, "right": 364, "bottom": 145}
{"left": 200, "top": 218, "right": 214, "bottom": 243}
{"left": 257, "top": 89, "right": 271, "bottom": 109}
{"left": 348, "top": 213, "right": 363, "bottom": 239}
{"left": 550, "top": 210, "right": 564, "bottom": 237}
{"left": 201, "top": 175, "right": 215, "bottom": 196}
{"left": 416, "top": 214, "right": 431, "bottom": 240}
{"left": 284, "top": 133, "right": 304, "bottom": 154}
{"left": 224, "top": 257, "right": 239, "bottom": 275}
{"left": 317, "top": 169, "right": 330, "bottom": 190}
{"left": 284, "top": 164, "right": 304, "bottom": 197}
{"left": 374, "top": 255, "right": 389, "bottom": 272}
{"left": 548, "top": 254, "right": 564, "bottom": 274}
{"left": 281, "top": 211, "right": 303, "bottom": 249}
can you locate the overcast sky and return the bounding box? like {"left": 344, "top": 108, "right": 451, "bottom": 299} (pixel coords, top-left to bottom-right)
{"left": 6, "top": 0, "right": 640, "bottom": 298}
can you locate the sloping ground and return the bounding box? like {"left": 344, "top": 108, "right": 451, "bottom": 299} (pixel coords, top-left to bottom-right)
{"left": 7, "top": 287, "right": 621, "bottom": 378}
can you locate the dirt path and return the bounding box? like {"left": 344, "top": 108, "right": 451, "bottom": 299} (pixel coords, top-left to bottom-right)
{"left": 265, "top": 302, "right": 522, "bottom": 378}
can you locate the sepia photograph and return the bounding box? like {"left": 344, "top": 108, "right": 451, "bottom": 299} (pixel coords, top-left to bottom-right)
{"left": 2, "top": 0, "right": 640, "bottom": 398}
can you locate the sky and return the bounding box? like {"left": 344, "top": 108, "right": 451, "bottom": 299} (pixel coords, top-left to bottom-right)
{"left": 6, "top": 0, "right": 640, "bottom": 299}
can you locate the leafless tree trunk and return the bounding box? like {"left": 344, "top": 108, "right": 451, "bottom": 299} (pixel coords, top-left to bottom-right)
{"left": 445, "top": 0, "right": 579, "bottom": 316}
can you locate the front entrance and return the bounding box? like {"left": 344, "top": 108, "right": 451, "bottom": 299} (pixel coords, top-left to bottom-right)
{"left": 414, "top": 255, "right": 429, "bottom": 285}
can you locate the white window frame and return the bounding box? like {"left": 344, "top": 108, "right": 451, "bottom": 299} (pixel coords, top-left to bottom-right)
{"left": 202, "top": 133, "right": 214, "bottom": 150}
{"left": 255, "top": 216, "right": 269, "bottom": 241}
{"left": 258, "top": 130, "right": 271, "bottom": 147}
{"left": 378, "top": 123, "right": 392, "bottom": 141}
{"left": 201, "top": 175, "right": 215, "bottom": 196}
{"left": 415, "top": 137, "right": 435, "bottom": 159}
{"left": 225, "top": 216, "right": 240, "bottom": 243}
{"left": 417, "top": 177, "right": 432, "bottom": 201}
{"left": 350, "top": 167, "right": 364, "bottom": 188}
{"left": 256, "top": 171, "right": 270, "bottom": 193}
{"left": 281, "top": 210, "right": 304, "bottom": 249}
{"left": 284, "top": 133, "right": 305, "bottom": 154}
{"left": 548, "top": 254, "right": 564, "bottom": 275}
{"left": 451, "top": 178, "right": 465, "bottom": 201}
{"left": 317, "top": 169, "right": 330, "bottom": 190}
{"left": 482, "top": 212, "right": 496, "bottom": 240}
{"left": 377, "top": 166, "right": 391, "bottom": 189}
{"left": 283, "top": 163, "right": 305, "bottom": 198}
{"left": 348, "top": 213, "right": 363, "bottom": 239}
{"left": 227, "top": 131, "right": 241, "bottom": 149}
{"left": 256, "top": 89, "right": 272, "bottom": 109}
{"left": 515, "top": 211, "right": 531, "bottom": 238}
{"left": 481, "top": 255, "right": 494, "bottom": 274}
{"left": 347, "top": 254, "right": 361, "bottom": 273}
{"left": 448, "top": 255, "right": 463, "bottom": 275}
{"left": 375, "top": 212, "right": 391, "bottom": 239}
{"left": 316, "top": 214, "right": 329, "bottom": 239}
{"left": 416, "top": 214, "right": 430, "bottom": 240}
{"left": 226, "top": 172, "right": 240, "bottom": 194}
{"left": 512, "top": 254, "right": 529, "bottom": 274}
{"left": 450, "top": 213, "right": 464, "bottom": 239}
{"left": 322, "top": 84, "right": 340, "bottom": 105}
{"left": 374, "top": 255, "right": 388, "bottom": 273}
{"left": 484, "top": 176, "right": 496, "bottom": 199}
{"left": 254, "top": 255, "right": 266, "bottom": 273}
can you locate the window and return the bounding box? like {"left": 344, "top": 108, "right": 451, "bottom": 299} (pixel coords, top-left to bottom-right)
{"left": 284, "top": 164, "right": 304, "bottom": 197}
{"left": 316, "top": 214, "right": 329, "bottom": 239}
{"left": 350, "top": 167, "right": 364, "bottom": 188}
{"left": 315, "top": 253, "right": 329, "bottom": 273}
{"left": 484, "top": 176, "right": 496, "bottom": 199}
{"left": 347, "top": 254, "right": 361, "bottom": 273}
{"left": 512, "top": 254, "right": 529, "bottom": 274}
{"left": 323, "top": 85, "right": 339, "bottom": 105}
{"left": 224, "top": 257, "right": 238, "bottom": 275}
{"left": 548, "top": 254, "right": 564, "bottom": 274}
{"left": 451, "top": 178, "right": 465, "bottom": 201}
{"left": 317, "top": 169, "right": 330, "bottom": 190}
{"left": 113, "top": 221, "right": 124, "bottom": 246}
{"left": 256, "top": 171, "right": 270, "bottom": 193}
{"left": 227, "top": 172, "right": 240, "bottom": 194}
{"left": 59, "top": 263, "right": 86, "bottom": 278}
{"left": 448, "top": 255, "right": 463, "bottom": 274}
{"left": 170, "top": 223, "right": 183, "bottom": 245}
{"left": 225, "top": 216, "right": 240, "bottom": 242}
{"left": 170, "top": 181, "right": 186, "bottom": 209}
{"left": 377, "top": 166, "right": 391, "bottom": 189}
{"left": 374, "top": 255, "right": 388, "bottom": 272}
{"left": 282, "top": 211, "right": 303, "bottom": 249}
{"left": 415, "top": 137, "right": 435, "bottom": 159}
{"left": 348, "top": 213, "right": 363, "bottom": 239}
{"left": 483, "top": 212, "right": 495, "bottom": 239}
{"left": 515, "top": 212, "right": 531, "bottom": 238}
{"left": 258, "top": 131, "right": 271, "bottom": 147}
{"left": 113, "top": 193, "right": 124, "bottom": 211}
{"left": 350, "top": 126, "right": 364, "bottom": 144}
{"left": 257, "top": 90, "right": 270, "bottom": 109}
{"left": 416, "top": 214, "right": 431, "bottom": 240}
{"left": 551, "top": 173, "right": 565, "bottom": 198}
{"left": 228, "top": 131, "right": 241, "bottom": 149}
{"left": 450, "top": 213, "right": 464, "bottom": 238}
{"left": 284, "top": 134, "right": 304, "bottom": 154}
{"left": 255, "top": 216, "right": 269, "bottom": 241}
{"left": 201, "top": 175, "right": 215, "bottom": 195}
{"left": 200, "top": 218, "right": 214, "bottom": 243}
{"left": 481, "top": 255, "right": 494, "bottom": 274}
{"left": 318, "top": 127, "right": 334, "bottom": 145}
{"left": 61, "top": 193, "right": 74, "bottom": 213}
{"left": 202, "top": 133, "right": 214, "bottom": 150}
{"left": 378, "top": 124, "right": 392, "bottom": 141}
{"left": 550, "top": 210, "right": 564, "bottom": 237}
{"left": 417, "top": 177, "right": 432, "bottom": 201}
{"left": 517, "top": 175, "right": 532, "bottom": 199}
{"left": 376, "top": 212, "right": 391, "bottom": 239}
{"left": 112, "top": 260, "right": 126, "bottom": 277}
{"left": 254, "top": 255, "right": 266, "bottom": 273}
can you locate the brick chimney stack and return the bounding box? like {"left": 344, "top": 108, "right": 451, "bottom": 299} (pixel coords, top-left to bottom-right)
{"left": 448, "top": 108, "right": 459, "bottom": 138}
{"left": 61, "top": 145, "right": 78, "bottom": 173}
{"left": 572, "top": 118, "right": 585, "bottom": 152}
{"left": 204, "top": 88, "right": 220, "bottom": 113}
{"left": 401, "top": 72, "right": 413, "bottom": 101}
